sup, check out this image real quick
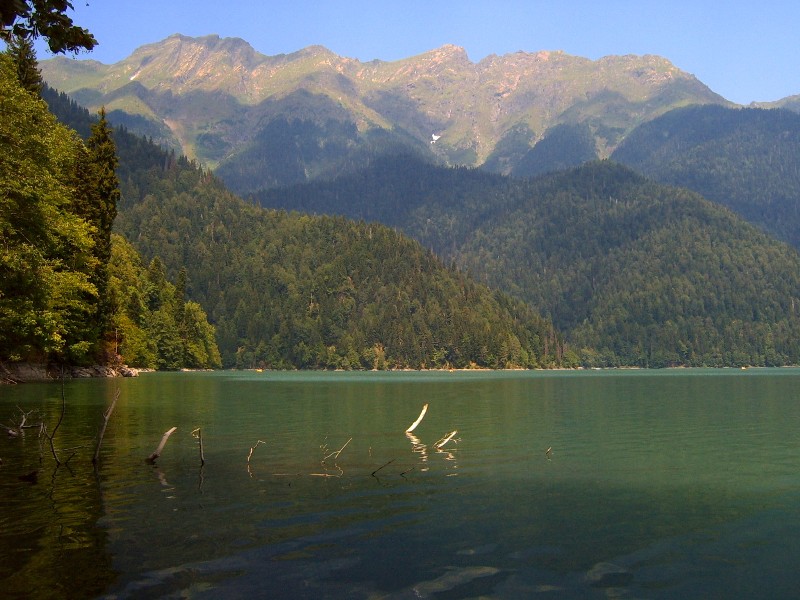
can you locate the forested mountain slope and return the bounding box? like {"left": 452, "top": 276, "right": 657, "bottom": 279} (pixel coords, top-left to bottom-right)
{"left": 43, "top": 84, "right": 567, "bottom": 370}
{"left": 115, "top": 169, "right": 566, "bottom": 370}
{"left": 459, "top": 162, "right": 800, "bottom": 366}
{"left": 612, "top": 104, "right": 800, "bottom": 249}
{"left": 1, "top": 54, "right": 220, "bottom": 370}
{"left": 257, "top": 156, "right": 800, "bottom": 367}
{"left": 254, "top": 154, "right": 524, "bottom": 256}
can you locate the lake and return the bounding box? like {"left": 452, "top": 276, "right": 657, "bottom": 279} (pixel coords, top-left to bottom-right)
{"left": 2, "top": 369, "right": 800, "bottom": 598}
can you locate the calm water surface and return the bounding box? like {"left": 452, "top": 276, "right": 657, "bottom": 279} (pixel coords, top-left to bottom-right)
{"left": 2, "top": 369, "right": 800, "bottom": 598}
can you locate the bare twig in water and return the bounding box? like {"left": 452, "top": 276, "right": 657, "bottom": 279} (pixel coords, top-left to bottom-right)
{"left": 246, "top": 440, "right": 267, "bottom": 478}
{"left": 16, "top": 406, "right": 39, "bottom": 429}
{"left": 93, "top": 390, "right": 120, "bottom": 465}
{"left": 191, "top": 427, "right": 205, "bottom": 466}
{"left": 61, "top": 445, "right": 85, "bottom": 465}
{"left": 3, "top": 406, "right": 41, "bottom": 437}
{"left": 371, "top": 458, "right": 396, "bottom": 477}
{"left": 310, "top": 464, "right": 343, "bottom": 478}
{"left": 247, "top": 440, "right": 266, "bottom": 463}
{"left": 405, "top": 403, "right": 428, "bottom": 433}
{"left": 433, "top": 430, "right": 458, "bottom": 449}
{"left": 46, "top": 378, "right": 68, "bottom": 465}
{"left": 146, "top": 427, "right": 177, "bottom": 463}
{"left": 321, "top": 437, "right": 351, "bottom": 465}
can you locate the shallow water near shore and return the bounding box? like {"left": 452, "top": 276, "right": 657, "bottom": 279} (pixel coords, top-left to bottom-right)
{"left": 2, "top": 369, "right": 800, "bottom": 598}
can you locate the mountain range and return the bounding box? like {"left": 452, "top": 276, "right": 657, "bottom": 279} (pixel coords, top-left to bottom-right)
{"left": 41, "top": 33, "right": 728, "bottom": 193}
{"left": 34, "top": 34, "right": 800, "bottom": 368}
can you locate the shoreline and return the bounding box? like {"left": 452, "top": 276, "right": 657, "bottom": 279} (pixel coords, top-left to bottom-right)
{"left": 5, "top": 362, "right": 797, "bottom": 384}
{"left": 0, "top": 362, "right": 141, "bottom": 384}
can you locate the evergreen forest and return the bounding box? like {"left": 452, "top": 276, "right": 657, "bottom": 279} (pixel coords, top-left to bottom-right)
{"left": 111, "top": 139, "right": 567, "bottom": 370}
{"left": 1, "top": 49, "right": 220, "bottom": 370}
{"left": 612, "top": 104, "right": 800, "bottom": 249}
{"left": 253, "top": 154, "right": 800, "bottom": 367}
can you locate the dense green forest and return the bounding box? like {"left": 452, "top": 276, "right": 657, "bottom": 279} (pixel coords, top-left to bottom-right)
{"left": 115, "top": 167, "right": 567, "bottom": 370}
{"left": 253, "top": 154, "right": 800, "bottom": 367}
{"left": 1, "top": 48, "right": 221, "bottom": 370}
{"left": 42, "top": 73, "right": 568, "bottom": 370}
{"left": 0, "top": 52, "right": 100, "bottom": 363}
{"left": 459, "top": 161, "right": 800, "bottom": 367}
{"left": 509, "top": 123, "right": 599, "bottom": 178}
{"left": 214, "top": 113, "right": 426, "bottom": 195}
{"left": 254, "top": 154, "right": 526, "bottom": 257}
{"left": 108, "top": 234, "right": 221, "bottom": 369}
{"left": 612, "top": 104, "right": 800, "bottom": 249}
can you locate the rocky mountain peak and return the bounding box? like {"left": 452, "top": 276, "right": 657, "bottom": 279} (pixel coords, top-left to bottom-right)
{"left": 41, "top": 34, "right": 729, "bottom": 172}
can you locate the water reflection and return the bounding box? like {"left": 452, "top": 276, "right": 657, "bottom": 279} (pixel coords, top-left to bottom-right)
{"left": 3, "top": 370, "right": 800, "bottom": 598}
{"left": 405, "top": 431, "right": 428, "bottom": 470}
{"left": 0, "top": 382, "right": 119, "bottom": 599}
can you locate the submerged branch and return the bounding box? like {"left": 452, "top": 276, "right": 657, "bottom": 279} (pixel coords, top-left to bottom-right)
{"left": 310, "top": 464, "right": 343, "bottom": 478}
{"left": 93, "top": 390, "right": 120, "bottom": 465}
{"left": 146, "top": 427, "right": 177, "bottom": 464}
{"left": 47, "top": 379, "right": 68, "bottom": 466}
{"left": 433, "top": 430, "right": 458, "bottom": 449}
{"left": 247, "top": 440, "right": 266, "bottom": 463}
{"left": 321, "top": 437, "right": 351, "bottom": 465}
{"left": 192, "top": 427, "right": 205, "bottom": 466}
{"left": 371, "top": 458, "right": 396, "bottom": 477}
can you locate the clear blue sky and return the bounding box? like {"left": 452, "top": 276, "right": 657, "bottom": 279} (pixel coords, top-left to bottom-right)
{"left": 36, "top": 0, "right": 800, "bottom": 104}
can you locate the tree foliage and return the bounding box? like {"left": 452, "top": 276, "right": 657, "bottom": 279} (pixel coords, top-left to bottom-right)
{"left": 510, "top": 122, "right": 598, "bottom": 178}
{"left": 0, "top": 0, "right": 96, "bottom": 54}
{"left": 458, "top": 161, "right": 800, "bottom": 367}
{"left": 0, "top": 53, "right": 96, "bottom": 361}
{"left": 2, "top": 53, "right": 220, "bottom": 369}
{"left": 68, "top": 106, "right": 119, "bottom": 348}
{"left": 253, "top": 153, "right": 525, "bottom": 257}
{"left": 108, "top": 235, "right": 221, "bottom": 370}
{"left": 45, "top": 81, "right": 566, "bottom": 370}
{"left": 215, "top": 115, "right": 425, "bottom": 195}
{"left": 116, "top": 175, "right": 565, "bottom": 370}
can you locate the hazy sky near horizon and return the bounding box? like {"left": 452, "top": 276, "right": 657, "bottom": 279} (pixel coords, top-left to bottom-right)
{"left": 36, "top": 0, "right": 799, "bottom": 104}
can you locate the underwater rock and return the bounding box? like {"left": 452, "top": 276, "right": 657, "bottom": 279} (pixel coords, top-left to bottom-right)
{"left": 586, "top": 561, "right": 633, "bottom": 588}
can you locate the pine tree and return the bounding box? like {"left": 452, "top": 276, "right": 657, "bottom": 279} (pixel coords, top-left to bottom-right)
{"left": 4, "top": 33, "right": 41, "bottom": 96}
{"left": 86, "top": 108, "right": 120, "bottom": 266}
{"left": 71, "top": 107, "right": 120, "bottom": 354}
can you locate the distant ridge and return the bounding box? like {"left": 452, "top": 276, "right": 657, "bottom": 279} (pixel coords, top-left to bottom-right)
{"left": 41, "top": 34, "right": 728, "bottom": 191}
